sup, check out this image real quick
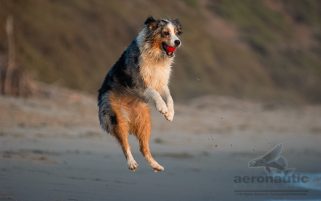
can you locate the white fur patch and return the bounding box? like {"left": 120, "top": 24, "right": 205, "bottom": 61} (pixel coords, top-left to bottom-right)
{"left": 139, "top": 57, "right": 172, "bottom": 92}
{"left": 167, "top": 23, "right": 175, "bottom": 36}
{"left": 166, "top": 22, "right": 180, "bottom": 47}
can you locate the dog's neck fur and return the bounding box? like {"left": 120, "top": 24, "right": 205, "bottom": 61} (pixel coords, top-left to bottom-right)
{"left": 136, "top": 28, "right": 173, "bottom": 92}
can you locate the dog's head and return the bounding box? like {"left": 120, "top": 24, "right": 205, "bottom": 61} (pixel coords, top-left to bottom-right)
{"left": 143, "top": 16, "right": 182, "bottom": 58}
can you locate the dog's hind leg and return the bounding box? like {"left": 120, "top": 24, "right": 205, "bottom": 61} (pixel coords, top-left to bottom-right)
{"left": 113, "top": 119, "right": 139, "bottom": 171}
{"left": 131, "top": 103, "right": 164, "bottom": 172}
{"left": 110, "top": 94, "right": 138, "bottom": 171}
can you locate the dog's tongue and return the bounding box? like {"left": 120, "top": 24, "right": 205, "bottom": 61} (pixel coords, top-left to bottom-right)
{"left": 166, "top": 45, "right": 176, "bottom": 53}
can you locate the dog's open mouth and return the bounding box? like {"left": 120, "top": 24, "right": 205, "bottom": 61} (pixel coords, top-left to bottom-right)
{"left": 162, "top": 42, "right": 176, "bottom": 57}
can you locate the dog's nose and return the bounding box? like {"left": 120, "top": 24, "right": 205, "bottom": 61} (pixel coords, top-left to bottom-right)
{"left": 174, "top": 40, "right": 181, "bottom": 47}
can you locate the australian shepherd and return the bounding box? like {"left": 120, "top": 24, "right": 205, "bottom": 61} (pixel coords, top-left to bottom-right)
{"left": 98, "top": 16, "right": 182, "bottom": 172}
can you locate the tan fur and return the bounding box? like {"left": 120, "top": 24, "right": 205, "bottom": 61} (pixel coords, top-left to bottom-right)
{"left": 109, "top": 91, "right": 148, "bottom": 136}
{"left": 109, "top": 91, "right": 162, "bottom": 170}
{"left": 108, "top": 92, "right": 131, "bottom": 160}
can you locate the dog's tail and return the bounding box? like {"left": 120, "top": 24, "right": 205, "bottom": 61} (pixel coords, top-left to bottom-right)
{"left": 97, "top": 91, "right": 113, "bottom": 133}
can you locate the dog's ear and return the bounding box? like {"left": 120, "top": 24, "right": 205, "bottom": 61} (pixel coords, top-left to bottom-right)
{"left": 144, "top": 16, "right": 158, "bottom": 30}
{"left": 144, "top": 16, "right": 156, "bottom": 25}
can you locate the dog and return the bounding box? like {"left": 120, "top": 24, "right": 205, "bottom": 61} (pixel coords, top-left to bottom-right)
{"left": 98, "top": 16, "right": 182, "bottom": 172}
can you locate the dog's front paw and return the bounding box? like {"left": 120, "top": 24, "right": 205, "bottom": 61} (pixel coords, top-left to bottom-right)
{"left": 127, "top": 159, "right": 139, "bottom": 172}
{"left": 164, "top": 109, "right": 174, "bottom": 122}
{"left": 156, "top": 101, "right": 168, "bottom": 115}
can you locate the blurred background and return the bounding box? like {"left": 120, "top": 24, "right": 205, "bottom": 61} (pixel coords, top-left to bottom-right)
{"left": 0, "top": 0, "right": 320, "bottom": 102}
{"left": 1, "top": 1, "right": 321, "bottom": 201}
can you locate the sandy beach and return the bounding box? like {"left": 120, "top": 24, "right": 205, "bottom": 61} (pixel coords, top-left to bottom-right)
{"left": 1, "top": 87, "right": 321, "bottom": 201}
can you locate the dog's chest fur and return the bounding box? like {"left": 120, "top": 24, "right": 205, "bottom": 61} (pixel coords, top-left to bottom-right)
{"left": 139, "top": 56, "right": 172, "bottom": 93}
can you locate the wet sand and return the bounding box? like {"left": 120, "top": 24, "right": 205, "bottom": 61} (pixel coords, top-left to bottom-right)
{"left": 0, "top": 87, "right": 321, "bottom": 201}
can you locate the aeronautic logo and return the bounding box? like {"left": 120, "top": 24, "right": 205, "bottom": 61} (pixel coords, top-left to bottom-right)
{"left": 233, "top": 144, "right": 312, "bottom": 197}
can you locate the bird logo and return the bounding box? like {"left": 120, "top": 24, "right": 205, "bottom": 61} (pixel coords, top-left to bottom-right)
{"left": 249, "top": 144, "right": 294, "bottom": 175}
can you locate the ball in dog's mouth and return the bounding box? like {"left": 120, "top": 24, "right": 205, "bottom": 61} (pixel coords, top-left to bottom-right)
{"left": 162, "top": 42, "right": 176, "bottom": 57}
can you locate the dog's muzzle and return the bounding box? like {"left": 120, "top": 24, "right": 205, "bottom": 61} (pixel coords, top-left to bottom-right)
{"left": 162, "top": 42, "right": 177, "bottom": 57}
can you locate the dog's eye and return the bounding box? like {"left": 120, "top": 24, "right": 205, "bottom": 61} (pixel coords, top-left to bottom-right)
{"left": 177, "top": 31, "right": 182, "bottom": 35}
{"left": 163, "top": 31, "right": 170, "bottom": 36}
